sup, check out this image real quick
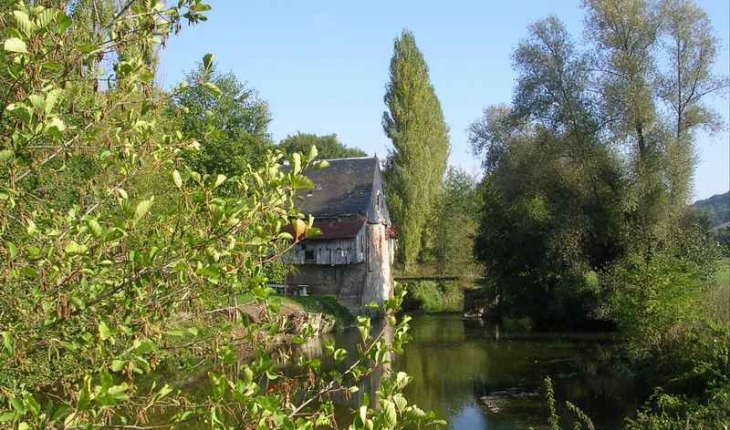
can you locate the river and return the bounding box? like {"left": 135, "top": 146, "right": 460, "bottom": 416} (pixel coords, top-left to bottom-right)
{"left": 325, "top": 313, "right": 640, "bottom": 429}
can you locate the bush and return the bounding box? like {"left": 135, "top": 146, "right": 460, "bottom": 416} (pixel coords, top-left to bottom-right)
{"left": 601, "top": 252, "right": 712, "bottom": 350}
{"left": 402, "top": 280, "right": 464, "bottom": 313}
{"left": 625, "top": 322, "right": 730, "bottom": 429}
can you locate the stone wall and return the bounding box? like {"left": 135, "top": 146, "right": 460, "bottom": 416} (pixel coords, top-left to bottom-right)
{"left": 286, "top": 263, "right": 367, "bottom": 297}
{"left": 361, "top": 223, "right": 393, "bottom": 306}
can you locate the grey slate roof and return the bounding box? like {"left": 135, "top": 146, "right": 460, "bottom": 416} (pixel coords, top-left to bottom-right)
{"left": 293, "top": 157, "right": 386, "bottom": 221}
{"left": 294, "top": 157, "right": 390, "bottom": 225}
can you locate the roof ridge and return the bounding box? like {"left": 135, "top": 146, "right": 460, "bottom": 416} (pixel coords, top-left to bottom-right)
{"left": 321, "top": 156, "right": 376, "bottom": 162}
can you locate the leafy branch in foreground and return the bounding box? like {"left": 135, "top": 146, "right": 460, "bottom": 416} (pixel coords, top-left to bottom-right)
{"left": 0, "top": 1, "right": 442, "bottom": 429}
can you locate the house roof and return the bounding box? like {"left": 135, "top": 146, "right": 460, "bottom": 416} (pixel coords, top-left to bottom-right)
{"left": 310, "top": 217, "right": 366, "bottom": 240}
{"left": 294, "top": 157, "right": 379, "bottom": 218}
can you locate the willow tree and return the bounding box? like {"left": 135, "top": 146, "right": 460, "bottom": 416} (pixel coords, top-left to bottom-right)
{"left": 470, "top": 0, "right": 728, "bottom": 323}
{"left": 383, "top": 30, "right": 450, "bottom": 271}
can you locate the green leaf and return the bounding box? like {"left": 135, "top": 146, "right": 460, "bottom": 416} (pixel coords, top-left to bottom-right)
{"left": 86, "top": 218, "right": 103, "bottom": 238}
{"left": 107, "top": 383, "right": 129, "bottom": 399}
{"left": 202, "top": 81, "right": 221, "bottom": 98}
{"left": 4, "top": 241, "right": 17, "bottom": 259}
{"left": 135, "top": 340, "right": 156, "bottom": 354}
{"left": 213, "top": 174, "right": 226, "bottom": 188}
{"left": 10, "top": 396, "right": 24, "bottom": 414}
{"left": 154, "top": 384, "right": 174, "bottom": 402}
{"left": 46, "top": 117, "right": 66, "bottom": 137}
{"left": 57, "top": 14, "right": 72, "bottom": 33}
{"left": 6, "top": 103, "right": 33, "bottom": 124}
{"left": 291, "top": 152, "right": 302, "bottom": 174}
{"left": 64, "top": 241, "right": 88, "bottom": 255}
{"left": 28, "top": 94, "right": 45, "bottom": 111}
{"left": 172, "top": 170, "right": 183, "bottom": 188}
{"left": 36, "top": 9, "right": 57, "bottom": 29}
{"left": 98, "top": 321, "right": 112, "bottom": 341}
{"left": 0, "top": 412, "right": 16, "bottom": 422}
{"left": 0, "top": 149, "right": 14, "bottom": 162}
{"left": 202, "top": 53, "right": 214, "bottom": 72}
{"left": 382, "top": 399, "right": 397, "bottom": 427}
{"left": 333, "top": 348, "right": 347, "bottom": 362}
{"left": 13, "top": 11, "right": 33, "bottom": 36}
{"left": 111, "top": 359, "right": 125, "bottom": 372}
{"left": 45, "top": 88, "right": 64, "bottom": 114}
{"left": 291, "top": 174, "right": 314, "bottom": 190}
{"left": 314, "top": 159, "right": 330, "bottom": 170}
{"left": 4, "top": 37, "right": 27, "bottom": 53}
{"left": 135, "top": 198, "right": 154, "bottom": 221}
{"left": 308, "top": 144, "right": 318, "bottom": 162}
{"left": 2, "top": 331, "right": 13, "bottom": 354}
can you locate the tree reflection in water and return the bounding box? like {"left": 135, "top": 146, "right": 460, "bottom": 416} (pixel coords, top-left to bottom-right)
{"left": 314, "top": 314, "right": 638, "bottom": 430}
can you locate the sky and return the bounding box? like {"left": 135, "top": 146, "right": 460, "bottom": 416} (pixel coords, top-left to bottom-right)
{"left": 158, "top": 0, "right": 730, "bottom": 201}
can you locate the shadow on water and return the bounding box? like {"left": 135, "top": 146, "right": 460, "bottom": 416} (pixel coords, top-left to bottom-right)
{"left": 326, "top": 313, "right": 639, "bottom": 430}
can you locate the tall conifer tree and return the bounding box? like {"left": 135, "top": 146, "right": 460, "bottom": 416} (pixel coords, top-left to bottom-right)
{"left": 383, "top": 30, "right": 450, "bottom": 270}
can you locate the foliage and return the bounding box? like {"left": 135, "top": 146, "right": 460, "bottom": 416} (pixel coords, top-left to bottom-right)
{"left": 624, "top": 322, "right": 730, "bottom": 429}
{"left": 279, "top": 132, "right": 367, "bottom": 159}
{"left": 716, "top": 226, "right": 730, "bottom": 256}
{"left": 602, "top": 253, "right": 707, "bottom": 349}
{"left": 708, "top": 257, "right": 730, "bottom": 322}
{"left": 422, "top": 167, "right": 481, "bottom": 275}
{"left": 532, "top": 377, "right": 596, "bottom": 430}
{"left": 470, "top": 0, "right": 728, "bottom": 325}
{"left": 383, "top": 30, "right": 450, "bottom": 271}
{"left": 691, "top": 191, "right": 729, "bottom": 227}
{"left": 0, "top": 2, "right": 442, "bottom": 429}
{"left": 169, "top": 61, "right": 273, "bottom": 176}
{"left": 402, "top": 281, "right": 463, "bottom": 313}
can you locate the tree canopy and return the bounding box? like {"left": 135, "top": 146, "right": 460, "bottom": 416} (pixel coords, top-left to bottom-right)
{"left": 383, "top": 30, "right": 450, "bottom": 271}
{"left": 278, "top": 132, "right": 367, "bottom": 159}
{"left": 470, "top": 0, "right": 728, "bottom": 324}
{"left": 170, "top": 62, "right": 273, "bottom": 176}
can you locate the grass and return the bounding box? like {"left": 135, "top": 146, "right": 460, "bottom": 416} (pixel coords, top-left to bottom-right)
{"left": 707, "top": 257, "right": 730, "bottom": 322}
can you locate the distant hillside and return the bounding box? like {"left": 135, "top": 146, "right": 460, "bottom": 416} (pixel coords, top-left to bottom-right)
{"left": 692, "top": 191, "right": 730, "bottom": 227}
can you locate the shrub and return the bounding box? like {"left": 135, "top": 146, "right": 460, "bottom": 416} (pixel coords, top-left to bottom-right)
{"left": 403, "top": 280, "right": 464, "bottom": 313}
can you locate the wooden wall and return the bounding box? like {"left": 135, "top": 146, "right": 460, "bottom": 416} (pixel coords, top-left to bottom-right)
{"left": 288, "top": 225, "right": 366, "bottom": 265}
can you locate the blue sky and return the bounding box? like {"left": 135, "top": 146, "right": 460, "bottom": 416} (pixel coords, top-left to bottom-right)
{"left": 158, "top": 0, "right": 729, "bottom": 201}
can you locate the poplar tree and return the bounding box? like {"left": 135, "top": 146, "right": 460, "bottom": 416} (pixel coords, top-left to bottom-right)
{"left": 383, "top": 30, "right": 450, "bottom": 271}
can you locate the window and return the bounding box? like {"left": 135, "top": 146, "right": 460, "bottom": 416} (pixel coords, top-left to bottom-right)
{"left": 302, "top": 244, "right": 316, "bottom": 263}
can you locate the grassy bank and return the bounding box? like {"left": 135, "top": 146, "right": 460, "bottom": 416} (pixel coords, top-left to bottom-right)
{"left": 401, "top": 280, "right": 464, "bottom": 313}
{"left": 231, "top": 293, "right": 355, "bottom": 331}
{"left": 279, "top": 295, "right": 355, "bottom": 329}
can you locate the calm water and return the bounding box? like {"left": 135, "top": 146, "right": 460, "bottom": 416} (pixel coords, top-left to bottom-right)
{"left": 328, "top": 313, "right": 640, "bottom": 429}
{"left": 152, "top": 313, "right": 640, "bottom": 428}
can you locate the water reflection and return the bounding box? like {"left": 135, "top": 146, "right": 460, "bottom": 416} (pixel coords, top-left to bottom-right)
{"left": 323, "top": 314, "right": 638, "bottom": 430}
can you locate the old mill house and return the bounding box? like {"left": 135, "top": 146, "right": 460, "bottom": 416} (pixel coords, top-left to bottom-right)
{"left": 283, "top": 157, "right": 396, "bottom": 311}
